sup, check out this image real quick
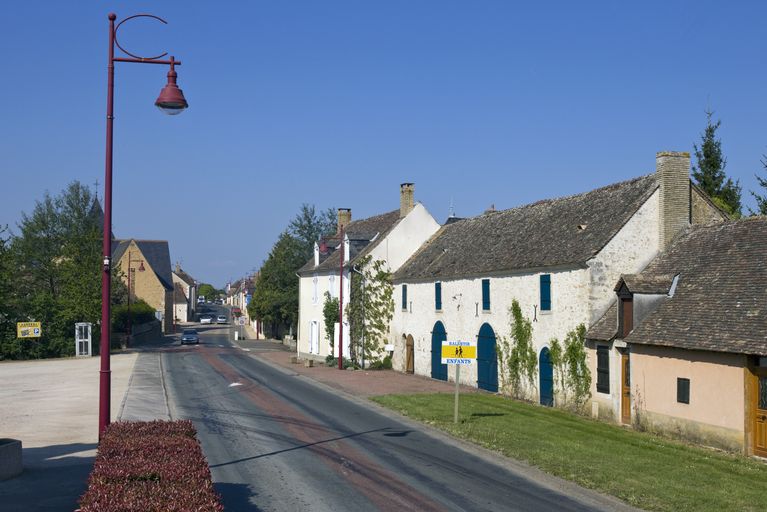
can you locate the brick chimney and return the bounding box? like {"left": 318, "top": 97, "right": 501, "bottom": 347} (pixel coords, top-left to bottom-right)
{"left": 657, "top": 151, "right": 691, "bottom": 250}
{"left": 337, "top": 208, "right": 351, "bottom": 233}
{"left": 400, "top": 183, "right": 415, "bottom": 218}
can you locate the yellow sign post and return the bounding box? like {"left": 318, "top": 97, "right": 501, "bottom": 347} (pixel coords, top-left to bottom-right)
{"left": 17, "top": 322, "right": 42, "bottom": 338}
{"left": 442, "top": 340, "right": 477, "bottom": 423}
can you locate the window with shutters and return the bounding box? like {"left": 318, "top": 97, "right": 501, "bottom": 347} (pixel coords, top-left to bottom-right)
{"left": 435, "top": 282, "right": 442, "bottom": 311}
{"left": 677, "top": 378, "right": 690, "bottom": 404}
{"left": 312, "top": 274, "right": 318, "bottom": 304}
{"left": 596, "top": 345, "right": 610, "bottom": 393}
{"left": 540, "top": 274, "right": 551, "bottom": 311}
{"left": 401, "top": 284, "right": 408, "bottom": 311}
{"left": 481, "top": 279, "right": 490, "bottom": 311}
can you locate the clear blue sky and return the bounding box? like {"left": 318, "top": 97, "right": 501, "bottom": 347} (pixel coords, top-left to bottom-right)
{"left": 2, "top": 1, "right": 765, "bottom": 287}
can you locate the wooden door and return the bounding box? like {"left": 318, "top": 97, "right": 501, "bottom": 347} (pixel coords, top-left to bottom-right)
{"left": 621, "top": 352, "right": 631, "bottom": 424}
{"left": 431, "top": 322, "right": 448, "bottom": 381}
{"left": 754, "top": 368, "right": 767, "bottom": 457}
{"left": 405, "top": 335, "right": 414, "bottom": 374}
{"left": 477, "top": 323, "right": 498, "bottom": 392}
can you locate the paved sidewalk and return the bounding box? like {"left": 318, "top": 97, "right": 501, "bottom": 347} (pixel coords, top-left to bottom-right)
{"left": 0, "top": 353, "right": 137, "bottom": 512}
{"left": 235, "top": 338, "right": 477, "bottom": 397}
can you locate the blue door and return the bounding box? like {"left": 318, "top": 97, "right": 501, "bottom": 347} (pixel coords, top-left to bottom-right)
{"left": 477, "top": 323, "right": 498, "bottom": 392}
{"left": 539, "top": 347, "right": 554, "bottom": 406}
{"left": 431, "top": 321, "right": 447, "bottom": 381}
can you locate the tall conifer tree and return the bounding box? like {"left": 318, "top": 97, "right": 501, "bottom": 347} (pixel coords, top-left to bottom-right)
{"left": 692, "top": 109, "right": 742, "bottom": 216}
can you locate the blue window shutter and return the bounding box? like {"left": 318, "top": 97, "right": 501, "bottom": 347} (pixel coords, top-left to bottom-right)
{"left": 540, "top": 274, "right": 551, "bottom": 311}
{"left": 481, "top": 279, "right": 490, "bottom": 310}
{"left": 435, "top": 282, "right": 442, "bottom": 310}
{"left": 402, "top": 285, "right": 407, "bottom": 310}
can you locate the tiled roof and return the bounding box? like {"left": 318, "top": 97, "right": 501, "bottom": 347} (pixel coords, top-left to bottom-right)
{"left": 113, "top": 239, "right": 174, "bottom": 291}
{"left": 298, "top": 210, "right": 402, "bottom": 275}
{"left": 587, "top": 302, "right": 618, "bottom": 341}
{"left": 617, "top": 274, "right": 676, "bottom": 294}
{"left": 394, "top": 174, "right": 657, "bottom": 282}
{"left": 624, "top": 217, "right": 767, "bottom": 355}
{"left": 174, "top": 268, "right": 196, "bottom": 287}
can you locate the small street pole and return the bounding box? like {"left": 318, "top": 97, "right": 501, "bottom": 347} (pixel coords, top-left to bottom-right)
{"left": 454, "top": 365, "right": 460, "bottom": 424}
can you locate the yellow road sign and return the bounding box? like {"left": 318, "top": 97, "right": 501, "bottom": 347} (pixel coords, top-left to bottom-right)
{"left": 441, "top": 340, "right": 476, "bottom": 364}
{"left": 17, "top": 322, "right": 42, "bottom": 338}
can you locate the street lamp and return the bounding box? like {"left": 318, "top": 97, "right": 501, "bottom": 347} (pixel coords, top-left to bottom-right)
{"left": 99, "top": 12, "right": 188, "bottom": 438}
{"left": 126, "top": 251, "right": 145, "bottom": 346}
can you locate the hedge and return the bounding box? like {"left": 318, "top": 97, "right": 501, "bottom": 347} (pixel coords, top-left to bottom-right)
{"left": 112, "top": 300, "right": 157, "bottom": 334}
{"left": 78, "top": 420, "right": 223, "bottom": 512}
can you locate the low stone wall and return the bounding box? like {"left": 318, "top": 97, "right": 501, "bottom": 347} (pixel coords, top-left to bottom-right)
{"left": 0, "top": 438, "right": 22, "bottom": 480}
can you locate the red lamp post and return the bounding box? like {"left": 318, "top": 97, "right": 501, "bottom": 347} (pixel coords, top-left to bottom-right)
{"left": 99, "top": 12, "right": 188, "bottom": 438}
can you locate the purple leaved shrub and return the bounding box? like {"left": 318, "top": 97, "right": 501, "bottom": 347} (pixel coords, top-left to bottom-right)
{"left": 78, "top": 420, "right": 223, "bottom": 511}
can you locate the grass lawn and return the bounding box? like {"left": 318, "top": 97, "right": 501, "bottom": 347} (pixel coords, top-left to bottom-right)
{"left": 371, "top": 393, "right": 767, "bottom": 511}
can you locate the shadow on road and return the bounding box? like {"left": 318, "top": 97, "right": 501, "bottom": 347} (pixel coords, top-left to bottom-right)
{"left": 215, "top": 482, "right": 264, "bottom": 511}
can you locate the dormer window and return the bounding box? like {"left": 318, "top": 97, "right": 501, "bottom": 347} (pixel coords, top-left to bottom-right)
{"left": 617, "top": 283, "right": 633, "bottom": 338}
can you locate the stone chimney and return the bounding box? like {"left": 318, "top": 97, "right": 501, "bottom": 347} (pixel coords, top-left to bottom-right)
{"left": 657, "top": 151, "right": 691, "bottom": 250}
{"left": 400, "top": 183, "right": 415, "bottom": 218}
{"left": 337, "top": 208, "right": 351, "bottom": 233}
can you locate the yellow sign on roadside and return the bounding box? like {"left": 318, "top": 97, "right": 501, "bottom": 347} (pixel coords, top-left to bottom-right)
{"left": 441, "top": 340, "right": 477, "bottom": 365}
{"left": 17, "top": 322, "right": 42, "bottom": 338}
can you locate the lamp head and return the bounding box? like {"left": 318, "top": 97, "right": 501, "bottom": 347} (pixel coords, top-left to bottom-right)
{"left": 155, "top": 57, "right": 188, "bottom": 115}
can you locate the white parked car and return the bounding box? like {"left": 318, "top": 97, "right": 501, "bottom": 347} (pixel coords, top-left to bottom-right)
{"left": 200, "top": 315, "right": 212, "bottom": 324}
{"left": 216, "top": 315, "right": 227, "bottom": 324}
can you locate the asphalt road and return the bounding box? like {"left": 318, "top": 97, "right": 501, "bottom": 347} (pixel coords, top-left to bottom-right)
{"left": 164, "top": 310, "right": 629, "bottom": 512}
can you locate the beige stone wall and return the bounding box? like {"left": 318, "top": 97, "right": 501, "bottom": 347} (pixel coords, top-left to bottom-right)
{"left": 692, "top": 187, "right": 729, "bottom": 225}
{"left": 116, "top": 241, "right": 170, "bottom": 333}
{"left": 631, "top": 344, "right": 746, "bottom": 451}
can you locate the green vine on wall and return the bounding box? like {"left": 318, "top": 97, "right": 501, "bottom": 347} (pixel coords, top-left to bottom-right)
{"left": 347, "top": 255, "right": 394, "bottom": 365}
{"left": 322, "top": 291, "right": 339, "bottom": 350}
{"left": 506, "top": 299, "right": 537, "bottom": 400}
{"left": 548, "top": 324, "right": 591, "bottom": 410}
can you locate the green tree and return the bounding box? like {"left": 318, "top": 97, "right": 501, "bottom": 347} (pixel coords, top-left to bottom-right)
{"left": 692, "top": 110, "right": 742, "bottom": 216}
{"left": 322, "top": 291, "right": 339, "bottom": 350}
{"left": 288, "top": 204, "right": 337, "bottom": 260}
{"left": 749, "top": 154, "right": 767, "bottom": 216}
{"left": 506, "top": 300, "right": 537, "bottom": 400}
{"left": 1, "top": 181, "right": 127, "bottom": 359}
{"left": 197, "top": 283, "right": 218, "bottom": 301}
{"left": 347, "top": 255, "right": 394, "bottom": 365}
{"left": 249, "top": 231, "right": 305, "bottom": 335}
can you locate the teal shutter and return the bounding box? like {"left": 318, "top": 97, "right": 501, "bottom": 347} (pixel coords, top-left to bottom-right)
{"left": 481, "top": 279, "right": 490, "bottom": 310}
{"left": 435, "top": 282, "right": 442, "bottom": 310}
{"left": 540, "top": 274, "right": 551, "bottom": 311}
{"left": 402, "top": 284, "right": 408, "bottom": 310}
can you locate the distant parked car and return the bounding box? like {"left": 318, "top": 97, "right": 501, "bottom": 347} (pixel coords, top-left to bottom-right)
{"left": 216, "top": 315, "right": 227, "bottom": 324}
{"left": 181, "top": 329, "right": 199, "bottom": 345}
{"left": 200, "top": 315, "right": 212, "bottom": 324}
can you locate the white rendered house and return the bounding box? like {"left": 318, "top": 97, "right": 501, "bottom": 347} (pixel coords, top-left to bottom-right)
{"left": 296, "top": 183, "right": 440, "bottom": 362}
{"left": 391, "top": 152, "right": 727, "bottom": 404}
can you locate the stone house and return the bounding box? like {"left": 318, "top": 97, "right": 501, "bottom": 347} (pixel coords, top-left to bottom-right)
{"left": 391, "top": 151, "right": 727, "bottom": 401}
{"left": 113, "top": 239, "right": 175, "bottom": 334}
{"left": 172, "top": 264, "right": 198, "bottom": 321}
{"left": 586, "top": 217, "right": 767, "bottom": 455}
{"left": 296, "top": 184, "right": 440, "bottom": 362}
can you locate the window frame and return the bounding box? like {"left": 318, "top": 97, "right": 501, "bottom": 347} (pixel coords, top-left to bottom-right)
{"left": 481, "top": 279, "right": 490, "bottom": 311}
{"left": 596, "top": 345, "right": 610, "bottom": 394}
{"left": 401, "top": 284, "right": 408, "bottom": 311}
{"left": 435, "top": 282, "right": 442, "bottom": 311}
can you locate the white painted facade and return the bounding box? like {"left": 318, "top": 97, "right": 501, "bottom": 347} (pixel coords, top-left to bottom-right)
{"left": 391, "top": 190, "right": 662, "bottom": 402}
{"left": 297, "top": 202, "right": 440, "bottom": 360}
